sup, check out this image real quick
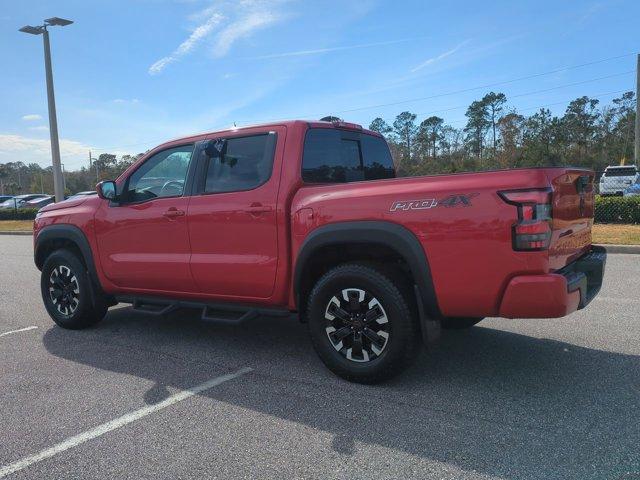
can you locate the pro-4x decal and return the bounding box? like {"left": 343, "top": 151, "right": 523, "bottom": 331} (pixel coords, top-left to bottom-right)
{"left": 390, "top": 193, "right": 478, "bottom": 212}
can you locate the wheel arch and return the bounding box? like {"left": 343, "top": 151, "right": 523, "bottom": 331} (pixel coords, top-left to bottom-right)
{"left": 34, "top": 224, "right": 102, "bottom": 293}
{"left": 294, "top": 221, "right": 442, "bottom": 336}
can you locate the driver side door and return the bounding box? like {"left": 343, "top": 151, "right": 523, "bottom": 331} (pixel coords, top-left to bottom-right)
{"left": 94, "top": 143, "right": 197, "bottom": 293}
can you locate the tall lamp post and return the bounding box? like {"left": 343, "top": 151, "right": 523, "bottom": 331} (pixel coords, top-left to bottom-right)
{"left": 19, "top": 17, "right": 73, "bottom": 203}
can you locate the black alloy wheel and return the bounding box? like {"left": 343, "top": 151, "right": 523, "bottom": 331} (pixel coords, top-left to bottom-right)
{"left": 324, "top": 288, "right": 390, "bottom": 363}
{"left": 48, "top": 264, "right": 80, "bottom": 317}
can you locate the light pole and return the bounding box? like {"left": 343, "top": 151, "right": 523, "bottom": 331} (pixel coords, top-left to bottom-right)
{"left": 19, "top": 17, "right": 73, "bottom": 202}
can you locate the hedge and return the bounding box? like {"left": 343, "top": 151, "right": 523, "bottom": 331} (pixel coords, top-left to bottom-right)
{"left": 594, "top": 195, "right": 640, "bottom": 224}
{"left": 0, "top": 208, "right": 39, "bottom": 220}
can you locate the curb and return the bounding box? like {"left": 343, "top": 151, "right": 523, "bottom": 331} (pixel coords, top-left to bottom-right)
{"left": 0, "top": 232, "right": 638, "bottom": 253}
{"left": 596, "top": 244, "right": 640, "bottom": 254}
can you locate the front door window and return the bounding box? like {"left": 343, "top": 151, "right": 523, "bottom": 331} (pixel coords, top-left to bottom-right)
{"left": 124, "top": 145, "right": 193, "bottom": 203}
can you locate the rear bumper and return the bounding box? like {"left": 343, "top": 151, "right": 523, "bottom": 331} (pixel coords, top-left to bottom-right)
{"left": 498, "top": 246, "right": 606, "bottom": 318}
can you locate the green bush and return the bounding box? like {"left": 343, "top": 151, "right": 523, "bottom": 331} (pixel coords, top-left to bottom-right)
{"left": 594, "top": 195, "right": 640, "bottom": 224}
{"left": 0, "top": 208, "right": 39, "bottom": 220}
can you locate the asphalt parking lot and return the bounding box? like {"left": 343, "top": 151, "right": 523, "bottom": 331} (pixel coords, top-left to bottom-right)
{"left": 1, "top": 235, "right": 639, "bottom": 480}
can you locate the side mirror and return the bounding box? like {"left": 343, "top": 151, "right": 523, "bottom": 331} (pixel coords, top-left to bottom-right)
{"left": 97, "top": 181, "right": 117, "bottom": 200}
{"left": 204, "top": 138, "right": 226, "bottom": 158}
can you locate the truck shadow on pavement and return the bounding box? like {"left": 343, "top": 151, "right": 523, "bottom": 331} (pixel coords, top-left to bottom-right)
{"left": 43, "top": 307, "right": 640, "bottom": 480}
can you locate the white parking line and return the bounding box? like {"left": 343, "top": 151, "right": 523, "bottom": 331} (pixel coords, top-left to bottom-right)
{"left": 0, "top": 326, "right": 38, "bottom": 338}
{"left": 0, "top": 367, "right": 253, "bottom": 478}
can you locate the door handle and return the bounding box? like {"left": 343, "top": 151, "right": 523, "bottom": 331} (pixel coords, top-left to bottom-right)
{"left": 245, "top": 204, "right": 272, "bottom": 214}
{"left": 163, "top": 208, "right": 185, "bottom": 218}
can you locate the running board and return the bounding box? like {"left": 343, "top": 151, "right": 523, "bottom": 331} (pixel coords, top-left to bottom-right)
{"left": 118, "top": 295, "right": 289, "bottom": 325}
{"left": 201, "top": 306, "right": 258, "bottom": 325}
{"left": 131, "top": 299, "right": 178, "bottom": 316}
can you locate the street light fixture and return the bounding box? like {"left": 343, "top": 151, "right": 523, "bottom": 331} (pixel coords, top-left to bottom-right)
{"left": 18, "top": 25, "right": 44, "bottom": 35}
{"left": 44, "top": 17, "right": 74, "bottom": 27}
{"left": 19, "top": 17, "right": 73, "bottom": 202}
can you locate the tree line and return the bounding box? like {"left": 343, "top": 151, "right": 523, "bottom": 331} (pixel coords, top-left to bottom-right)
{"left": 0, "top": 153, "right": 142, "bottom": 196}
{"left": 0, "top": 90, "right": 636, "bottom": 196}
{"left": 369, "top": 91, "right": 636, "bottom": 176}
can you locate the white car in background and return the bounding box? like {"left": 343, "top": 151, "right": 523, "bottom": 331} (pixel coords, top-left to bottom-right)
{"left": 599, "top": 165, "right": 639, "bottom": 196}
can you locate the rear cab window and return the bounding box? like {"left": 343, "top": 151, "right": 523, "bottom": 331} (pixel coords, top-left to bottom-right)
{"left": 302, "top": 128, "right": 395, "bottom": 183}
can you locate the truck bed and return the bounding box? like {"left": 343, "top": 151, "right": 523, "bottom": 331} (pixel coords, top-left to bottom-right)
{"left": 291, "top": 167, "right": 595, "bottom": 318}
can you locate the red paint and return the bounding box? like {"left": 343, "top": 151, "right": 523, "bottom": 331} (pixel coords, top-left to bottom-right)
{"left": 498, "top": 274, "right": 581, "bottom": 318}
{"left": 34, "top": 120, "right": 598, "bottom": 319}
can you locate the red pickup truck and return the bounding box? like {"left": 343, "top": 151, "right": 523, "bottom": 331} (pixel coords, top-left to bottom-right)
{"left": 34, "top": 119, "right": 606, "bottom": 383}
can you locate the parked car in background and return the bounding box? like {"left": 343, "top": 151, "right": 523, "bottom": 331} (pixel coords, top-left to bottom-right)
{"left": 623, "top": 178, "right": 640, "bottom": 197}
{"left": 65, "top": 191, "right": 97, "bottom": 201}
{"left": 599, "top": 165, "right": 639, "bottom": 195}
{"left": 0, "top": 195, "right": 14, "bottom": 203}
{"left": 23, "top": 195, "right": 55, "bottom": 210}
{"left": 0, "top": 194, "right": 48, "bottom": 210}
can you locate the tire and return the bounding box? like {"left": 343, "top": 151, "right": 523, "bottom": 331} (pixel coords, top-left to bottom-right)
{"left": 441, "top": 317, "right": 484, "bottom": 330}
{"left": 40, "top": 249, "right": 107, "bottom": 329}
{"left": 306, "top": 263, "right": 421, "bottom": 384}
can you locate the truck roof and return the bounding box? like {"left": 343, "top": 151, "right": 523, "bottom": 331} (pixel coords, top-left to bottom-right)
{"left": 156, "top": 119, "right": 382, "bottom": 149}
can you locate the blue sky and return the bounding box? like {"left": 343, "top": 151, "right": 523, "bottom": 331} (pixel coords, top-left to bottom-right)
{"left": 1, "top": 0, "right": 638, "bottom": 169}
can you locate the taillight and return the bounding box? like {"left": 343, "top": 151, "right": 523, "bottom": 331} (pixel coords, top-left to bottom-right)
{"left": 499, "top": 188, "right": 552, "bottom": 251}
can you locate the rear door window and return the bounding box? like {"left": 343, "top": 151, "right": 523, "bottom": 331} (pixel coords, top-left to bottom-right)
{"left": 203, "top": 133, "right": 276, "bottom": 193}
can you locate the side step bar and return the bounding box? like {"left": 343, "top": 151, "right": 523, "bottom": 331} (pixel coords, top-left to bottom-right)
{"left": 117, "top": 295, "right": 290, "bottom": 326}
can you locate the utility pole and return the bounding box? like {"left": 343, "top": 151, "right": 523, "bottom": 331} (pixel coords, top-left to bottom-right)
{"left": 635, "top": 53, "right": 639, "bottom": 165}
{"left": 19, "top": 17, "right": 73, "bottom": 203}
{"left": 42, "top": 28, "right": 65, "bottom": 202}
{"left": 61, "top": 163, "right": 66, "bottom": 193}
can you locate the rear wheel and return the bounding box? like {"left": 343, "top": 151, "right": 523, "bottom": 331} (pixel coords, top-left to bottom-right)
{"left": 307, "top": 264, "right": 420, "bottom": 384}
{"left": 40, "top": 249, "right": 107, "bottom": 329}
{"left": 441, "top": 317, "right": 484, "bottom": 330}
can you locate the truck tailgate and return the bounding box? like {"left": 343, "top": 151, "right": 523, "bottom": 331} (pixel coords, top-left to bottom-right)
{"left": 547, "top": 169, "right": 595, "bottom": 270}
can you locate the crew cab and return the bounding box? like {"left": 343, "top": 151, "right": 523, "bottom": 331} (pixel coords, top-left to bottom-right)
{"left": 34, "top": 119, "right": 606, "bottom": 383}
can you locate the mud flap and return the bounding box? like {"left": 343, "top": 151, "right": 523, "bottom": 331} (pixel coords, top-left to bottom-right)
{"left": 414, "top": 284, "right": 441, "bottom": 344}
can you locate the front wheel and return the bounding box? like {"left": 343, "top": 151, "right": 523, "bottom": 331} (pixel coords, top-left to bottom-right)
{"left": 40, "top": 249, "right": 107, "bottom": 329}
{"left": 306, "top": 264, "right": 420, "bottom": 384}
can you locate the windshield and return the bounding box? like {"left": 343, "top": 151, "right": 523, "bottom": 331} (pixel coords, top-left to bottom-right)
{"left": 604, "top": 167, "right": 637, "bottom": 177}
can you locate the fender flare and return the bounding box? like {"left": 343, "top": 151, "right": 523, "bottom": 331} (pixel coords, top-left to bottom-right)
{"left": 294, "top": 221, "right": 442, "bottom": 329}
{"left": 34, "top": 224, "right": 102, "bottom": 293}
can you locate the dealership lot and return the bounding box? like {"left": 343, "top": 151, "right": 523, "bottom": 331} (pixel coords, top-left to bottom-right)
{"left": 1, "top": 235, "right": 639, "bottom": 480}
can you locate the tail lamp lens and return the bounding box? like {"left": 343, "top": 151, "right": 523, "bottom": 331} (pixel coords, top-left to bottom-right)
{"left": 499, "top": 189, "right": 552, "bottom": 251}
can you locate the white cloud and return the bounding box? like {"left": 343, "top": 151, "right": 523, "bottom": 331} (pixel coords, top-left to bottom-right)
{"left": 212, "top": 9, "right": 280, "bottom": 58}
{"left": 28, "top": 126, "right": 49, "bottom": 132}
{"left": 112, "top": 98, "right": 140, "bottom": 104}
{"left": 410, "top": 40, "right": 470, "bottom": 73}
{"left": 149, "top": 0, "right": 289, "bottom": 74}
{"left": 21, "top": 114, "right": 42, "bottom": 121}
{"left": 250, "top": 37, "right": 418, "bottom": 60}
{"left": 149, "top": 11, "right": 224, "bottom": 74}
{"left": 0, "top": 134, "right": 92, "bottom": 167}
